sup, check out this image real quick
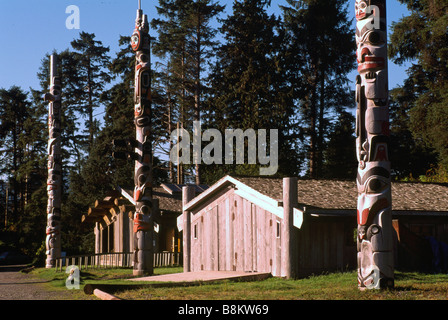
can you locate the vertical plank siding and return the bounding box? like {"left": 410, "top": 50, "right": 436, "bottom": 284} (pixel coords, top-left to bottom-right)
{"left": 296, "top": 219, "right": 351, "bottom": 277}
{"left": 188, "top": 187, "right": 357, "bottom": 278}
{"left": 234, "top": 194, "right": 244, "bottom": 271}
{"left": 190, "top": 189, "right": 284, "bottom": 276}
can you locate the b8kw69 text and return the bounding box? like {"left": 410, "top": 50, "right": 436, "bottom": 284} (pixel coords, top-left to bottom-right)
{"left": 222, "top": 304, "right": 269, "bottom": 315}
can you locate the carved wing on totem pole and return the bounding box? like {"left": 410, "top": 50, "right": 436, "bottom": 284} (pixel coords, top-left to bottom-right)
{"left": 355, "top": 0, "right": 394, "bottom": 289}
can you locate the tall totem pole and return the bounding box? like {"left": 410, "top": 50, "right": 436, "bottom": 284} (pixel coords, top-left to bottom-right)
{"left": 355, "top": 0, "right": 394, "bottom": 289}
{"left": 44, "top": 55, "right": 62, "bottom": 268}
{"left": 130, "top": 0, "right": 154, "bottom": 276}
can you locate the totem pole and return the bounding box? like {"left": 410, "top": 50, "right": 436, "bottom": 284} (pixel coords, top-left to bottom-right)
{"left": 355, "top": 0, "right": 394, "bottom": 289}
{"left": 44, "top": 55, "right": 62, "bottom": 268}
{"left": 130, "top": 0, "right": 154, "bottom": 276}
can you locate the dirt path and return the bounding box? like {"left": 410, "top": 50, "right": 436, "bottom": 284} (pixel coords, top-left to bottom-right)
{"left": 0, "top": 265, "right": 71, "bottom": 300}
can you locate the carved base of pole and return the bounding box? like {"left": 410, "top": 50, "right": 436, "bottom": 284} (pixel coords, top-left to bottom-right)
{"left": 133, "top": 227, "right": 153, "bottom": 276}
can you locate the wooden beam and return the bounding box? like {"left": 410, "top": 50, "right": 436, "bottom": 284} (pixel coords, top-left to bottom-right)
{"left": 95, "top": 199, "right": 115, "bottom": 209}
{"left": 281, "top": 177, "right": 298, "bottom": 279}
{"left": 82, "top": 214, "right": 102, "bottom": 223}
{"left": 93, "top": 289, "right": 122, "bottom": 300}
{"left": 114, "top": 198, "right": 130, "bottom": 206}
{"left": 88, "top": 207, "right": 107, "bottom": 217}
{"left": 118, "top": 204, "right": 134, "bottom": 214}
{"left": 182, "top": 186, "right": 196, "bottom": 273}
{"left": 105, "top": 190, "right": 121, "bottom": 198}
{"left": 102, "top": 211, "right": 114, "bottom": 225}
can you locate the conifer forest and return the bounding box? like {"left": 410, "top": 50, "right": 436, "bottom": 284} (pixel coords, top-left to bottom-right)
{"left": 0, "top": 0, "right": 447, "bottom": 262}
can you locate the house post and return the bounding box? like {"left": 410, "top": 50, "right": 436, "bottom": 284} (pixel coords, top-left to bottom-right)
{"left": 182, "top": 186, "right": 196, "bottom": 272}
{"left": 281, "top": 177, "right": 298, "bottom": 278}
{"left": 94, "top": 222, "right": 101, "bottom": 254}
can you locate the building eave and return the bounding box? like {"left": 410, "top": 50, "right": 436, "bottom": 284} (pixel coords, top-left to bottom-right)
{"left": 183, "top": 175, "right": 283, "bottom": 218}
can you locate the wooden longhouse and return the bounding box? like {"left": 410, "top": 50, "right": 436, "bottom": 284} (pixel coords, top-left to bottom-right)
{"left": 179, "top": 175, "right": 448, "bottom": 278}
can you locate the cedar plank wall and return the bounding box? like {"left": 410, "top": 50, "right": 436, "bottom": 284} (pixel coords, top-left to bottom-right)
{"left": 296, "top": 217, "right": 356, "bottom": 277}
{"left": 190, "top": 187, "right": 282, "bottom": 276}
{"left": 189, "top": 186, "right": 357, "bottom": 277}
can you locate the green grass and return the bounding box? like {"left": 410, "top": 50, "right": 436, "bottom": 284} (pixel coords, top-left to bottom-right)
{"left": 29, "top": 266, "right": 183, "bottom": 300}
{"left": 29, "top": 267, "right": 448, "bottom": 300}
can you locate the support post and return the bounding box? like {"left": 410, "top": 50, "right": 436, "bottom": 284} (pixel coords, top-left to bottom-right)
{"left": 355, "top": 0, "right": 394, "bottom": 289}
{"left": 281, "top": 177, "right": 298, "bottom": 279}
{"left": 131, "top": 1, "right": 154, "bottom": 276}
{"left": 44, "top": 55, "right": 62, "bottom": 268}
{"left": 182, "top": 186, "right": 196, "bottom": 272}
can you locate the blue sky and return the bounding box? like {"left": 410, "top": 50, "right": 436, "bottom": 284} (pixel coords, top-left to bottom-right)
{"left": 0, "top": 0, "right": 411, "bottom": 94}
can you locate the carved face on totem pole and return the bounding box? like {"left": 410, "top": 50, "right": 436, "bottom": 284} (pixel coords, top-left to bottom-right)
{"left": 132, "top": 11, "right": 152, "bottom": 235}
{"left": 355, "top": 0, "right": 394, "bottom": 289}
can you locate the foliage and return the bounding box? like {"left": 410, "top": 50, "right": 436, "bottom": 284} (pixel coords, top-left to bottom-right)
{"left": 151, "top": 0, "right": 225, "bottom": 184}
{"left": 204, "top": 0, "right": 302, "bottom": 180}
{"left": 31, "top": 268, "right": 448, "bottom": 300}
{"left": 280, "top": 0, "right": 356, "bottom": 178}
{"left": 401, "top": 164, "right": 448, "bottom": 184}
{"left": 389, "top": 0, "right": 448, "bottom": 170}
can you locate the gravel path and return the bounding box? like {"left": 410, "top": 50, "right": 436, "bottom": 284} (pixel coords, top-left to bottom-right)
{"left": 0, "top": 265, "right": 70, "bottom": 300}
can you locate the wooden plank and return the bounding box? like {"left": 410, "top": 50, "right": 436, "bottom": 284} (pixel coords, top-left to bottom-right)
{"left": 199, "top": 214, "right": 204, "bottom": 270}
{"left": 275, "top": 218, "right": 282, "bottom": 276}
{"left": 243, "top": 199, "right": 252, "bottom": 272}
{"left": 217, "top": 200, "right": 225, "bottom": 270}
{"left": 93, "top": 288, "right": 122, "bottom": 300}
{"left": 329, "top": 222, "right": 337, "bottom": 270}
{"left": 234, "top": 195, "right": 244, "bottom": 271}
{"left": 252, "top": 204, "right": 257, "bottom": 272}
{"left": 191, "top": 215, "right": 200, "bottom": 271}
{"left": 182, "top": 186, "right": 196, "bottom": 273}
{"left": 336, "top": 222, "right": 344, "bottom": 270}
{"left": 225, "top": 196, "right": 232, "bottom": 271}
{"left": 88, "top": 207, "right": 107, "bottom": 217}
{"left": 204, "top": 209, "right": 211, "bottom": 271}
{"left": 323, "top": 222, "right": 329, "bottom": 269}
{"left": 212, "top": 206, "right": 218, "bottom": 271}
{"left": 312, "top": 223, "right": 320, "bottom": 269}
{"left": 256, "top": 207, "right": 266, "bottom": 273}
{"left": 265, "top": 209, "right": 272, "bottom": 274}
{"left": 95, "top": 199, "right": 115, "bottom": 209}
{"left": 270, "top": 215, "right": 277, "bottom": 276}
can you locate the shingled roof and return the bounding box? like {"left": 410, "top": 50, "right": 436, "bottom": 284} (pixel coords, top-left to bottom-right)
{"left": 119, "top": 186, "right": 183, "bottom": 213}
{"left": 233, "top": 177, "right": 448, "bottom": 213}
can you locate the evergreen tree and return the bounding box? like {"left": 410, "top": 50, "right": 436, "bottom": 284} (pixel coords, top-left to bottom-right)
{"left": 70, "top": 32, "right": 112, "bottom": 154}
{"left": 389, "top": 0, "right": 448, "bottom": 169}
{"left": 388, "top": 85, "right": 437, "bottom": 179}
{"left": 281, "top": 0, "right": 356, "bottom": 178}
{"left": 0, "top": 87, "right": 32, "bottom": 224}
{"left": 0, "top": 86, "right": 48, "bottom": 256}
{"left": 321, "top": 111, "right": 357, "bottom": 179}
{"left": 151, "top": 0, "right": 224, "bottom": 184}
{"left": 205, "top": 0, "right": 299, "bottom": 181}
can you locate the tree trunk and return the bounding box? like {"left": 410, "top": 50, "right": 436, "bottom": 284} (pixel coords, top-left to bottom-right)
{"left": 309, "top": 75, "right": 318, "bottom": 179}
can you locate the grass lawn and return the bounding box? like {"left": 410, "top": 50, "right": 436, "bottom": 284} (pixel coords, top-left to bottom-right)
{"left": 29, "top": 267, "right": 448, "bottom": 300}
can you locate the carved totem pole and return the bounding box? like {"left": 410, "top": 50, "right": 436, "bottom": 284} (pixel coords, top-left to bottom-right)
{"left": 44, "top": 55, "right": 62, "bottom": 268}
{"left": 130, "top": 1, "right": 154, "bottom": 276}
{"left": 355, "top": 0, "right": 394, "bottom": 289}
